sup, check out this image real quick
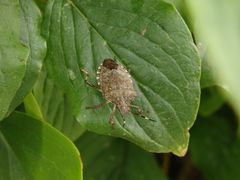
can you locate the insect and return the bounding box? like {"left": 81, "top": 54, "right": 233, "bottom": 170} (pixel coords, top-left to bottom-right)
{"left": 81, "top": 58, "right": 154, "bottom": 126}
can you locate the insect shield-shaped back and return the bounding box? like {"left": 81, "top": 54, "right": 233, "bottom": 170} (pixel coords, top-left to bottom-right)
{"left": 83, "top": 58, "right": 154, "bottom": 126}
{"left": 97, "top": 59, "right": 137, "bottom": 115}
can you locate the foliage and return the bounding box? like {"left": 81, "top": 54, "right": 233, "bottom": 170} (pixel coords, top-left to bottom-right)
{"left": 0, "top": 0, "right": 239, "bottom": 179}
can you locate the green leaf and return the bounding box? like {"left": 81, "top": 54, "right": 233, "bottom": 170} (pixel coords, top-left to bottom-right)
{"left": 189, "top": 116, "right": 240, "bottom": 180}
{"left": 8, "top": 0, "right": 47, "bottom": 113}
{"left": 0, "top": 0, "right": 46, "bottom": 120}
{"left": 33, "top": 69, "right": 85, "bottom": 141}
{"left": 75, "top": 132, "right": 166, "bottom": 180}
{"left": 0, "top": 112, "right": 82, "bottom": 180}
{"left": 186, "top": 0, "right": 240, "bottom": 124}
{"left": 43, "top": 0, "right": 200, "bottom": 156}
{"left": 164, "top": 0, "right": 194, "bottom": 35}
{"left": 0, "top": 0, "right": 29, "bottom": 120}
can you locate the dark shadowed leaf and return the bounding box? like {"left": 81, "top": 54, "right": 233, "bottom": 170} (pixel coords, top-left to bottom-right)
{"left": 190, "top": 116, "right": 240, "bottom": 180}
{"left": 75, "top": 132, "right": 166, "bottom": 180}
{"left": 0, "top": 112, "right": 82, "bottom": 180}
{"left": 0, "top": 0, "right": 46, "bottom": 120}
{"left": 43, "top": 0, "right": 200, "bottom": 156}
{"left": 198, "top": 87, "right": 224, "bottom": 117}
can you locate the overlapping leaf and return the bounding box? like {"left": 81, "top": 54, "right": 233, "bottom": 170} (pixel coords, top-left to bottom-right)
{"left": 0, "top": 0, "right": 28, "bottom": 120}
{"left": 0, "top": 0, "right": 46, "bottom": 120}
{"left": 43, "top": 0, "right": 200, "bottom": 156}
{"left": 0, "top": 112, "right": 82, "bottom": 180}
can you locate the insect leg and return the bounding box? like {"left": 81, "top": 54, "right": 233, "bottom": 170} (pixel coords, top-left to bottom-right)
{"left": 129, "top": 104, "right": 143, "bottom": 114}
{"left": 80, "top": 68, "right": 100, "bottom": 89}
{"left": 109, "top": 104, "right": 116, "bottom": 126}
{"left": 130, "top": 104, "right": 156, "bottom": 122}
{"left": 86, "top": 101, "right": 110, "bottom": 110}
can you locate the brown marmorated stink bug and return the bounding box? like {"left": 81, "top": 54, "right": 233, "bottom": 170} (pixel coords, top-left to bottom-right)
{"left": 81, "top": 58, "right": 155, "bottom": 126}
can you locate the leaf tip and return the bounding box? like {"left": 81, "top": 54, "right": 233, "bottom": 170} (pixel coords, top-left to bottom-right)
{"left": 173, "top": 145, "right": 188, "bottom": 157}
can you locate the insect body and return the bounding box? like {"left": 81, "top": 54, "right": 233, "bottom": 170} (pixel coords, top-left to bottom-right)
{"left": 97, "top": 59, "right": 137, "bottom": 115}
{"left": 82, "top": 58, "right": 153, "bottom": 126}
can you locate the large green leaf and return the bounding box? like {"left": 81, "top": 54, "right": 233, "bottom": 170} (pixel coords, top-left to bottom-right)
{"left": 0, "top": 0, "right": 29, "bottom": 120}
{"left": 0, "top": 112, "right": 82, "bottom": 180}
{"left": 189, "top": 116, "right": 240, "bottom": 180}
{"left": 43, "top": 0, "right": 200, "bottom": 156}
{"left": 0, "top": 0, "right": 46, "bottom": 120}
{"left": 33, "top": 69, "right": 85, "bottom": 141}
{"left": 186, "top": 0, "right": 240, "bottom": 124}
{"left": 75, "top": 132, "right": 166, "bottom": 180}
{"left": 8, "top": 0, "right": 46, "bottom": 114}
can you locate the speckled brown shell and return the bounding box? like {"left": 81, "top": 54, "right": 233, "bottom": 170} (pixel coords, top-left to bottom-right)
{"left": 97, "top": 59, "right": 137, "bottom": 114}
